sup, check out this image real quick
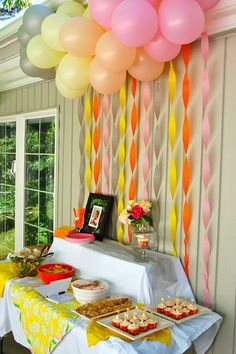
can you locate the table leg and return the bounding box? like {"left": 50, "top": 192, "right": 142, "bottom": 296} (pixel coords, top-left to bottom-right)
{"left": 0, "top": 337, "right": 3, "bottom": 354}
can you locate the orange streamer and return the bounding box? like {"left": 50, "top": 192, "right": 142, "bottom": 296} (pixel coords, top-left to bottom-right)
{"left": 131, "top": 104, "right": 138, "bottom": 135}
{"left": 182, "top": 73, "right": 190, "bottom": 109}
{"left": 183, "top": 114, "right": 190, "bottom": 153}
{"left": 129, "top": 177, "right": 136, "bottom": 200}
{"left": 93, "top": 94, "right": 99, "bottom": 122}
{"left": 182, "top": 158, "right": 190, "bottom": 196}
{"left": 131, "top": 78, "right": 137, "bottom": 97}
{"left": 93, "top": 127, "right": 99, "bottom": 154}
{"left": 94, "top": 158, "right": 100, "bottom": 186}
{"left": 130, "top": 141, "right": 136, "bottom": 173}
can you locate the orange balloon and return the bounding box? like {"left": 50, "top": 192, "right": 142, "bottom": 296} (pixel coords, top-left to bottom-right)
{"left": 89, "top": 58, "right": 126, "bottom": 95}
{"left": 128, "top": 48, "right": 164, "bottom": 81}
{"left": 60, "top": 17, "right": 104, "bottom": 57}
{"left": 96, "top": 31, "right": 136, "bottom": 72}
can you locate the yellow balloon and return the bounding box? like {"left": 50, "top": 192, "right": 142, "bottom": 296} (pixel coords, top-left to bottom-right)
{"left": 27, "top": 35, "right": 64, "bottom": 69}
{"left": 82, "top": 6, "right": 92, "bottom": 19}
{"left": 56, "top": 72, "right": 88, "bottom": 99}
{"left": 41, "top": 13, "right": 69, "bottom": 52}
{"left": 56, "top": 1, "right": 84, "bottom": 17}
{"left": 57, "top": 53, "right": 91, "bottom": 90}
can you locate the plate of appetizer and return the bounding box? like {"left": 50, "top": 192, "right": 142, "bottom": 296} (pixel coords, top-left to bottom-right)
{"left": 146, "top": 296, "right": 212, "bottom": 324}
{"left": 97, "top": 308, "right": 174, "bottom": 341}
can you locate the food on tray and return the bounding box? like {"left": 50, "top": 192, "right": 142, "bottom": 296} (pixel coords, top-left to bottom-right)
{"left": 111, "top": 310, "right": 158, "bottom": 335}
{"left": 72, "top": 280, "right": 105, "bottom": 291}
{"left": 75, "top": 297, "right": 132, "bottom": 318}
{"left": 156, "top": 296, "right": 198, "bottom": 320}
{"left": 41, "top": 265, "right": 70, "bottom": 274}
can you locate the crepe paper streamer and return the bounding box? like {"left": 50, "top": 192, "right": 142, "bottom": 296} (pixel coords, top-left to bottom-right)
{"left": 201, "top": 32, "right": 211, "bottom": 307}
{"left": 117, "top": 86, "right": 126, "bottom": 243}
{"left": 92, "top": 93, "right": 100, "bottom": 192}
{"left": 168, "top": 62, "right": 178, "bottom": 256}
{"left": 129, "top": 78, "right": 137, "bottom": 207}
{"left": 142, "top": 82, "right": 151, "bottom": 199}
{"left": 85, "top": 95, "right": 92, "bottom": 192}
{"left": 202, "top": 113, "right": 210, "bottom": 149}
{"left": 181, "top": 44, "right": 191, "bottom": 278}
{"left": 102, "top": 95, "right": 110, "bottom": 194}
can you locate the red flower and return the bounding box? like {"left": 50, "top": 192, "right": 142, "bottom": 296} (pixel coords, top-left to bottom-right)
{"left": 131, "top": 205, "right": 145, "bottom": 220}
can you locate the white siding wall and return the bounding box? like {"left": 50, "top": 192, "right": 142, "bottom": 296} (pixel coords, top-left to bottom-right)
{"left": 0, "top": 32, "right": 236, "bottom": 353}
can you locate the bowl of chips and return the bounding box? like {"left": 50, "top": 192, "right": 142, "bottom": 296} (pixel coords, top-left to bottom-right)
{"left": 37, "top": 263, "right": 75, "bottom": 284}
{"left": 9, "top": 244, "right": 51, "bottom": 277}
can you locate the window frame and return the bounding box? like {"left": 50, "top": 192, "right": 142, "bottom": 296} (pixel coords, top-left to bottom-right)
{"left": 0, "top": 108, "right": 59, "bottom": 252}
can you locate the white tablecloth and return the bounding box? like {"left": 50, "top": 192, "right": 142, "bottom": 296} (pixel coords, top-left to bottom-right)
{"left": 0, "top": 238, "right": 222, "bottom": 353}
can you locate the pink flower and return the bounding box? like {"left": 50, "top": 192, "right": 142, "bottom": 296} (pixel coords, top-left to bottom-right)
{"left": 131, "top": 205, "right": 145, "bottom": 220}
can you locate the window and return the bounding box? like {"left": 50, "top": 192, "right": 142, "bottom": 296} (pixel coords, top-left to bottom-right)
{"left": 0, "top": 109, "right": 58, "bottom": 259}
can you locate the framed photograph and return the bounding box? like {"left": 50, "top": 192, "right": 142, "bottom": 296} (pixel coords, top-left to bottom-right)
{"left": 80, "top": 193, "right": 114, "bottom": 241}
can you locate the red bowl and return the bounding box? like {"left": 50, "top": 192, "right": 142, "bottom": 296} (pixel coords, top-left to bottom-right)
{"left": 37, "top": 263, "right": 75, "bottom": 284}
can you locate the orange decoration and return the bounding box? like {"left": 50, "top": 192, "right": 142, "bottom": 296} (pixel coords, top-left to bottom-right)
{"left": 131, "top": 78, "right": 137, "bottom": 98}
{"left": 129, "top": 176, "right": 136, "bottom": 200}
{"left": 93, "top": 127, "right": 99, "bottom": 153}
{"left": 183, "top": 202, "right": 191, "bottom": 234}
{"left": 128, "top": 224, "right": 132, "bottom": 243}
{"left": 94, "top": 157, "right": 100, "bottom": 185}
{"left": 182, "top": 158, "right": 190, "bottom": 196}
{"left": 183, "top": 114, "right": 190, "bottom": 153}
{"left": 182, "top": 73, "right": 190, "bottom": 109}
{"left": 93, "top": 94, "right": 99, "bottom": 122}
{"left": 131, "top": 103, "right": 138, "bottom": 135}
{"left": 182, "top": 44, "right": 190, "bottom": 67}
{"left": 130, "top": 140, "right": 136, "bottom": 173}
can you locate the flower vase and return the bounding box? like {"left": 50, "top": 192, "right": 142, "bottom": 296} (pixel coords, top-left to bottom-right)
{"left": 131, "top": 224, "right": 157, "bottom": 262}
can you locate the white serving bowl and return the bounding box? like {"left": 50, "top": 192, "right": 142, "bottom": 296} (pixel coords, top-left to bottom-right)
{"left": 71, "top": 279, "right": 109, "bottom": 304}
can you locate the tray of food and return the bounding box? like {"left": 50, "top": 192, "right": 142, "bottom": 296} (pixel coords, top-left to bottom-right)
{"left": 146, "top": 296, "right": 212, "bottom": 324}
{"left": 97, "top": 308, "right": 174, "bottom": 341}
{"left": 73, "top": 296, "right": 133, "bottom": 320}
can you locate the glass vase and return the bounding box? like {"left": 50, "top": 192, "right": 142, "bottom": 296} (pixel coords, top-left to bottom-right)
{"left": 131, "top": 224, "right": 157, "bottom": 262}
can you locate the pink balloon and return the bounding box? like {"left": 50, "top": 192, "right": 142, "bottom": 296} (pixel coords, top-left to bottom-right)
{"left": 128, "top": 48, "right": 164, "bottom": 81}
{"left": 111, "top": 0, "right": 158, "bottom": 47}
{"left": 89, "top": 58, "right": 126, "bottom": 95}
{"left": 159, "top": 0, "right": 205, "bottom": 45}
{"left": 195, "top": 0, "right": 219, "bottom": 11}
{"left": 146, "top": 0, "right": 157, "bottom": 4}
{"left": 89, "top": 0, "right": 123, "bottom": 29}
{"left": 144, "top": 30, "right": 181, "bottom": 62}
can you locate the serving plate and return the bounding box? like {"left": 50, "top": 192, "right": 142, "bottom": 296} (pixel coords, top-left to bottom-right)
{"left": 65, "top": 233, "right": 95, "bottom": 244}
{"left": 146, "top": 304, "right": 212, "bottom": 324}
{"left": 97, "top": 309, "right": 174, "bottom": 341}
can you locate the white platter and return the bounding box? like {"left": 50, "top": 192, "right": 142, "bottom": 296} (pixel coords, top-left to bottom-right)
{"left": 97, "top": 309, "right": 174, "bottom": 341}
{"left": 146, "top": 304, "right": 212, "bottom": 324}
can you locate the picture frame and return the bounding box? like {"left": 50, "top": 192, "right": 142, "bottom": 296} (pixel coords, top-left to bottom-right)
{"left": 80, "top": 193, "right": 114, "bottom": 241}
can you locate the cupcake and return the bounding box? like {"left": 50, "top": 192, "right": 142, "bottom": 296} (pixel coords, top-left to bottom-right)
{"left": 127, "top": 323, "right": 140, "bottom": 335}
{"left": 171, "top": 308, "right": 183, "bottom": 320}
{"left": 139, "top": 320, "right": 149, "bottom": 332}
{"left": 156, "top": 301, "right": 165, "bottom": 313}
{"left": 147, "top": 318, "right": 158, "bottom": 329}
{"left": 120, "top": 319, "right": 129, "bottom": 332}
{"left": 187, "top": 302, "right": 198, "bottom": 315}
{"left": 138, "top": 312, "right": 148, "bottom": 321}
{"left": 163, "top": 306, "right": 172, "bottom": 316}
{"left": 182, "top": 307, "right": 190, "bottom": 317}
{"left": 112, "top": 315, "right": 123, "bottom": 328}
{"left": 180, "top": 298, "right": 189, "bottom": 308}
{"left": 165, "top": 296, "right": 174, "bottom": 307}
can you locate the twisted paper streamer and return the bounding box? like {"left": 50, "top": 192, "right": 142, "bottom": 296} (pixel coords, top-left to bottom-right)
{"left": 78, "top": 99, "right": 86, "bottom": 207}
{"left": 182, "top": 44, "right": 191, "bottom": 278}
{"left": 142, "top": 82, "right": 151, "bottom": 199}
{"left": 201, "top": 32, "right": 211, "bottom": 307}
{"left": 168, "top": 62, "right": 177, "bottom": 256}
{"left": 129, "top": 78, "right": 137, "bottom": 201}
{"left": 93, "top": 94, "right": 100, "bottom": 192}
{"left": 85, "top": 95, "right": 92, "bottom": 193}
{"left": 102, "top": 95, "right": 110, "bottom": 195}
{"left": 117, "top": 86, "right": 126, "bottom": 243}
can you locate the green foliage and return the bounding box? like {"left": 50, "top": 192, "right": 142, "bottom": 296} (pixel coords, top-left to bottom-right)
{"left": 1, "top": 0, "right": 31, "bottom": 12}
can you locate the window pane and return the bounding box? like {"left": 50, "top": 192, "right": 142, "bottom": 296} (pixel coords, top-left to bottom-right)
{"left": 5, "top": 123, "right": 16, "bottom": 153}
{"left": 40, "top": 119, "right": 55, "bottom": 154}
{"left": 24, "top": 224, "right": 38, "bottom": 246}
{"left": 39, "top": 192, "right": 54, "bottom": 231}
{"left": 25, "top": 121, "right": 39, "bottom": 154}
{"left": 39, "top": 155, "right": 54, "bottom": 193}
{"left": 25, "top": 154, "right": 39, "bottom": 189}
{"left": 5, "top": 154, "right": 16, "bottom": 186}
{"left": 0, "top": 154, "right": 6, "bottom": 182}
{"left": 25, "top": 189, "right": 39, "bottom": 225}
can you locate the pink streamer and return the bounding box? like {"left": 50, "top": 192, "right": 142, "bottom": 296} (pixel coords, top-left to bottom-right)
{"left": 203, "top": 154, "right": 211, "bottom": 188}
{"left": 143, "top": 118, "right": 150, "bottom": 146}
{"left": 201, "top": 32, "right": 209, "bottom": 65}
{"left": 203, "top": 195, "right": 210, "bottom": 228}
{"left": 103, "top": 152, "right": 109, "bottom": 178}
{"left": 102, "top": 95, "right": 110, "bottom": 193}
{"left": 143, "top": 82, "right": 151, "bottom": 111}
{"left": 142, "top": 152, "right": 150, "bottom": 182}
{"left": 202, "top": 70, "right": 209, "bottom": 106}
{"left": 142, "top": 82, "right": 151, "bottom": 199}
{"left": 142, "top": 186, "right": 149, "bottom": 200}
{"left": 203, "top": 232, "right": 211, "bottom": 265}
{"left": 202, "top": 113, "right": 210, "bottom": 149}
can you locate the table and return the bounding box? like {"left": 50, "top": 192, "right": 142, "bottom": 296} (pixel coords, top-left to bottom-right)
{"left": 0, "top": 238, "right": 222, "bottom": 354}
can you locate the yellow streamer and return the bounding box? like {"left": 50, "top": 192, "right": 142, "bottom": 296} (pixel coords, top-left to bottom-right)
{"left": 168, "top": 62, "right": 176, "bottom": 105}
{"left": 85, "top": 96, "right": 91, "bottom": 125}
{"left": 119, "top": 144, "right": 125, "bottom": 165}
{"left": 119, "top": 114, "right": 126, "bottom": 137}
{"left": 118, "top": 171, "right": 125, "bottom": 192}
{"left": 169, "top": 111, "right": 176, "bottom": 151}
{"left": 170, "top": 206, "right": 177, "bottom": 256}
{"left": 169, "top": 158, "right": 177, "bottom": 199}
{"left": 85, "top": 132, "right": 91, "bottom": 158}
{"left": 86, "top": 165, "right": 92, "bottom": 191}
{"left": 119, "top": 86, "right": 126, "bottom": 110}
{"left": 117, "top": 224, "right": 124, "bottom": 243}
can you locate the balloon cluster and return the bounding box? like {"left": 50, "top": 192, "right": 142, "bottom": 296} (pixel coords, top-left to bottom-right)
{"left": 18, "top": 0, "right": 219, "bottom": 99}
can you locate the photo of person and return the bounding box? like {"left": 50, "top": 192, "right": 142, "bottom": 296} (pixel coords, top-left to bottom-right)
{"left": 88, "top": 206, "right": 102, "bottom": 229}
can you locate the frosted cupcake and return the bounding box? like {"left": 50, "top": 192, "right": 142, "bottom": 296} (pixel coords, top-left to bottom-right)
{"left": 171, "top": 308, "right": 183, "bottom": 320}
{"left": 112, "top": 315, "right": 123, "bottom": 328}
{"left": 147, "top": 318, "right": 158, "bottom": 329}
{"left": 156, "top": 298, "right": 166, "bottom": 313}
{"left": 187, "top": 302, "right": 198, "bottom": 315}
{"left": 127, "top": 323, "right": 140, "bottom": 335}
{"left": 139, "top": 320, "right": 149, "bottom": 332}
{"left": 120, "top": 319, "right": 129, "bottom": 332}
